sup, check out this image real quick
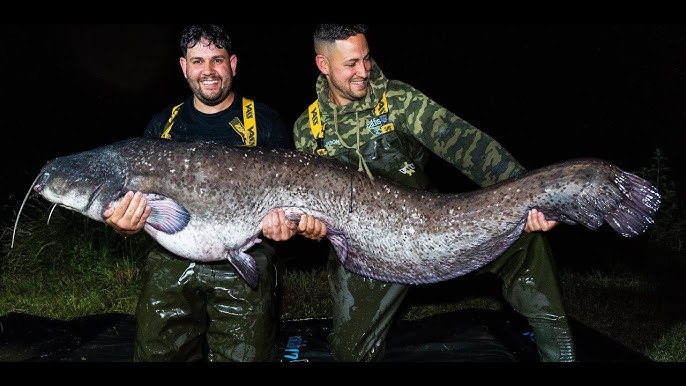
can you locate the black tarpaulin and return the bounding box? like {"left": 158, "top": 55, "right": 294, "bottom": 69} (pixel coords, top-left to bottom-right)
{"left": 0, "top": 309, "right": 649, "bottom": 362}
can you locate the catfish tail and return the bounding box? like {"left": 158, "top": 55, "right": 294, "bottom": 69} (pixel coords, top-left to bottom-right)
{"left": 605, "top": 171, "right": 661, "bottom": 237}
{"left": 536, "top": 161, "right": 661, "bottom": 237}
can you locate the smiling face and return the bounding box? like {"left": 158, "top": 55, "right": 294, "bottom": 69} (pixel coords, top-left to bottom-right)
{"left": 316, "top": 33, "right": 373, "bottom": 107}
{"left": 180, "top": 38, "right": 238, "bottom": 113}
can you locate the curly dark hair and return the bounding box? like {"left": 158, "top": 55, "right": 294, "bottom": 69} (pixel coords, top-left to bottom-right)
{"left": 179, "top": 24, "right": 232, "bottom": 57}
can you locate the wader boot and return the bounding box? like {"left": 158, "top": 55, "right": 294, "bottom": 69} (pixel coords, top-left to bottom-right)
{"left": 134, "top": 243, "right": 278, "bottom": 362}
{"left": 326, "top": 248, "right": 409, "bottom": 361}
{"left": 482, "top": 232, "right": 576, "bottom": 362}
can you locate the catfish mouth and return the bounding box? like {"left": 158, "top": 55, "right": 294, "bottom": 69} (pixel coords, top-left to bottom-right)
{"left": 12, "top": 172, "right": 109, "bottom": 249}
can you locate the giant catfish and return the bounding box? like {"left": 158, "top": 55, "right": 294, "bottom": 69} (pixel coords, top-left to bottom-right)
{"left": 14, "top": 138, "right": 661, "bottom": 288}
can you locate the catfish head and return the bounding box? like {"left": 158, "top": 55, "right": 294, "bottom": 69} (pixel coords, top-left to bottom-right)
{"left": 31, "top": 147, "right": 128, "bottom": 222}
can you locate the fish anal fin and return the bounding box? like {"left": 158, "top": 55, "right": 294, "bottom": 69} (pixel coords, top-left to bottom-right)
{"left": 328, "top": 233, "right": 349, "bottom": 265}
{"left": 533, "top": 207, "right": 577, "bottom": 226}
{"left": 228, "top": 251, "right": 259, "bottom": 289}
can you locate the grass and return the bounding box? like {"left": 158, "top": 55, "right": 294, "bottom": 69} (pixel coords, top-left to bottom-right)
{"left": 1, "top": 197, "right": 148, "bottom": 318}
{"left": 562, "top": 268, "right": 670, "bottom": 355}
{"left": 1, "top": 149, "right": 685, "bottom": 361}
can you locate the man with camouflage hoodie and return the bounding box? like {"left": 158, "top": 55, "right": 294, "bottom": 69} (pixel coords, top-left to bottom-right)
{"left": 289, "top": 24, "right": 576, "bottom": 362}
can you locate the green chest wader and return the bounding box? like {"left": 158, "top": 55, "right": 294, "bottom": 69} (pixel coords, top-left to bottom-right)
{"left": 135, "top": 98, "right": 278, "bottom": 362}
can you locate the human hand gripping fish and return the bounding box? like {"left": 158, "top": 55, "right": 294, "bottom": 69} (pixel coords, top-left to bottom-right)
{"left": 13, "top": 138, "right": 660, "bottom": 288}
{"left": 102, "top": 193, "right": 327, "bottom": 241}
{"left": 103, "top": 191, "right": 150, "bottom": 236}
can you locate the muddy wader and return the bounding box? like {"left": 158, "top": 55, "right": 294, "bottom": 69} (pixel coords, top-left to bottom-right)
{"left": 134, "top": 243, "right": 278, "bottom": 362}
{"left": 482, "top": 232, "right": 576, "bottom": 362}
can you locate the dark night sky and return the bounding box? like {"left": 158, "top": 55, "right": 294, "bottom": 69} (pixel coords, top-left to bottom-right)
{"left": 2, "top": 24, "right": 685, "bottom": 219}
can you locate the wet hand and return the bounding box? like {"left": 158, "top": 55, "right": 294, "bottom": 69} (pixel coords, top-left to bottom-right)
{"left": 261, "top": 209, "right": 296, "bottom": 241}
{"left": 296, "top": 213, "right": 327, "bottom": 241}
{"left": 524, "top": 208, "right": 558, "bottom": 233}
{"left": 103, "top": 191, "right": 151, "bottom": 236}
{"left": 261, "top": 209, "right": 327, "bottom": 241}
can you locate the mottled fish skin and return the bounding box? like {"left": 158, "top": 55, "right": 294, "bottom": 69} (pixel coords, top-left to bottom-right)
{"left": 28, "top": 138, "right": 661, "bottom": 288}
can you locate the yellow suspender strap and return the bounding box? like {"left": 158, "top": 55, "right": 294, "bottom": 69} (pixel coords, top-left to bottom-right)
{"left": 308, "top": 100, "right": 323, "bottom": 139}
{"left": 375, "top": 92, "right": 395, "bottom": 133}
{"left": 161, "top": 103, "right": 184, "bottom": 139}
{"left": 308, "top": 100, "right": 328, "bottom": 156}
{"left": 374, "top": 92, "right": 389, "bottom": 116}
{"left": 229, "top": 97, "right": 257, "bottom": 146}
{"left": 241, "top": 97, "right": 257, "bottom": 147}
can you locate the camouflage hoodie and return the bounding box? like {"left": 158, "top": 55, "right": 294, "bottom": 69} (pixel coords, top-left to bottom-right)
{"left": 293, "top": 59, "right": 525, "bottom": 189}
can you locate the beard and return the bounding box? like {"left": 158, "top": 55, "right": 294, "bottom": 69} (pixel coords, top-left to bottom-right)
{"left": 189, "top": 78, "right": 232, "bottom": 107}
{"left": 330, "top": 74, "right": 367, "bottom": 103}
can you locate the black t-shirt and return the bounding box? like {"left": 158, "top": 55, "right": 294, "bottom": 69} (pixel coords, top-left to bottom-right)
{"left": 143, "top": 93, "right": 293, "bottom": 149}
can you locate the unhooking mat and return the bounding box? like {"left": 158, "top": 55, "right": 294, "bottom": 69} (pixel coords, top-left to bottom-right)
{"left": 0, "top": 309, "right": 649, "bottom": 362}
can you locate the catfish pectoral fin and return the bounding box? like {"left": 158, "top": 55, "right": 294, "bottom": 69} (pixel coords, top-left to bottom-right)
{"left": 144, "top": 194, "right": 191, "bottom": 234}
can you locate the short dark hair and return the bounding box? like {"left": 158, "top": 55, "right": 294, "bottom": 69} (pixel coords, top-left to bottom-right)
{"left": 179, "top": 24, "right": 232, "bottom": 57}
{"left": 313, "top": 24, "right": 368, "bottom": 45}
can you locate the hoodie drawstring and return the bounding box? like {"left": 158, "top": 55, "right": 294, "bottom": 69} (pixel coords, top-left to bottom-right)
{"left": 333, "top": 109, "right": 375, "bottom": 181}
{"left": 333, "top": 108, "right": 374, "bottom": 213}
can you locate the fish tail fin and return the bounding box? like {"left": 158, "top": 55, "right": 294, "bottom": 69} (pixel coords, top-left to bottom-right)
{"left": 604, "top": 171, "right": 661, "bottom": 237}
{"left": 541, "top": 168, "right": 661, "bottom": 237}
